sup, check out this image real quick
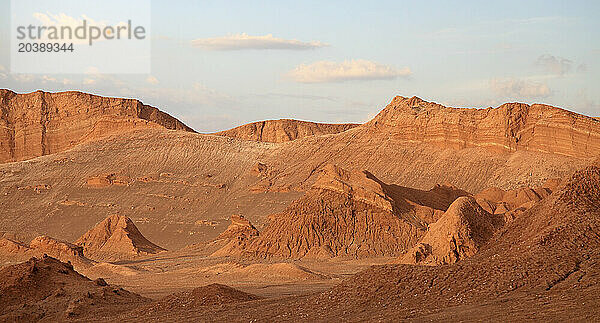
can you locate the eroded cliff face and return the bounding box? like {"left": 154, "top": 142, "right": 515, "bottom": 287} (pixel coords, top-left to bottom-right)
{"left": 367, "top": 96, "right": 600, "bottom": 159}
{"left": 0, "top": 90, "right": 194, "bottom": 163}
{"left": 235, "top": 165, "right": 468, "bottom": 259}
{"left": 214, "top": 119, "right": 359, "bottom": 143}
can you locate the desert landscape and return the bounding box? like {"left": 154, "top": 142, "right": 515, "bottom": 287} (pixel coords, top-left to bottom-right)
{"left": 0, "top": 89, "right": 599, "bottom": 321}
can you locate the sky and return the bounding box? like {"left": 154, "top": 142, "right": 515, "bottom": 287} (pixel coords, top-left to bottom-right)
{"left": 0, "top": 0, "right": 599, "bottom": 132}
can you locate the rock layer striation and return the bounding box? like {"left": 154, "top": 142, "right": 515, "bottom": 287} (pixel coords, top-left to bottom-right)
{"left": 0, "top": 90, "right": 194, "bottom": 163}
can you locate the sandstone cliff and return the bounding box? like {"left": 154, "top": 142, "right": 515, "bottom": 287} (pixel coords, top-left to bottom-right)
{"left": 214, "top": 119, "right": 358, "bottom": 143}
{"left": 367, "top": 96, "right": 600, "bottom": 159}
{"left": 0, "top": 90, "right": 194, "bottom": 163}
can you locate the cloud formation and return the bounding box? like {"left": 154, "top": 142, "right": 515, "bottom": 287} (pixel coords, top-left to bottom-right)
{"left": 191, "top": 33, "right": 327, "bottom": 50}
{"left": 535, "top": 54, "right": 573, "bottom": 76}
{"left": 576, "top": 89, "right": 600, "bottom": 116}
{"left": 287, "top": 59, "right": 412, "bottom": 83}
{"left": 490, "top": 78, "right": 551, "bottom": 99}
{"left": 4, "top": 70, "right": 73, "bottom": 86}
{"left": 32, "top": 12, "right": 124, "bottom": 45}
{"left": 146, "top": 75, "right": 159, "bottom": 85}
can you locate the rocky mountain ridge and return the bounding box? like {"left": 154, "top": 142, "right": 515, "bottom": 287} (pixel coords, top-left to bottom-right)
{"left": 0, "top": 89, "right": 194, "bottom": 163}
{"left": 367, "top": 96, "right": 600, "bottom": 159}
{"left": 215, "top": 119, "right": 359, "bottom": 143}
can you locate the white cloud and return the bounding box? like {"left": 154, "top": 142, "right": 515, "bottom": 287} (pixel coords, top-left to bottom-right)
{"left": 40, "top": 75, "right": 73, "bottom": 85}
{"left": 490, "top": 78, "right": 551, "bottom": 99}
{"left": 32, "top": 12, "right": 127, "bottom": 45}
{"left": 81, "top": 67, "right": 126, "bottom": 88}
{"left": 535, "top": 54, "right": 573, "bottom": 76}
{"left": 5, "top": 72, "right": 74, "bottom": 86}
{"left": 146, "top": 75, "right": 159, "bottom": 85}
{"left": 113, "top": 82, "right": 235, "bottom": 111}
{"left": 85, "top": 66, "right": 100, "bottom": 74}
{"left": 191, "top": 33, "right": 327, "bottom": 50}
{"left": 287, "top": 59, "right": 412, "bottom": 83}
{"left": 512, "top": 16, "right": 573, "bottom": 25}
{"left": 41, "top": 75, "right": 58, "bottom": 83}
{"left": 12, "top": 74, "right": 36, "bottom": 83}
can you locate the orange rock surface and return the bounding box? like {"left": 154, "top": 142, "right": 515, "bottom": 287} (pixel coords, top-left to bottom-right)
{"left": 0, "top": 90, "right": 194, "bottom": 163}
{"left": 215, "top": 119, "right": 358, "bottom": 142}
{"left": 211, "top": 215, "right": 260, "bottom": 257}
{"left": 238, "top": 164, "right": 467, "bottom": 259}
{"left": 368, "top": 96, "right": 600, "bottom": 158}
{"left": 75, "top": 214, "right": 166, "bottom": 261}
{"left": 401, "top": 196, "right": 501, "bottom": 265}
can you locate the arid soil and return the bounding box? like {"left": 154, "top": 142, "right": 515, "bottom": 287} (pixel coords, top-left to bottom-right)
{"left": 0, "top": 256, "right": 149, "bottom": 322}
{"left": 1, "top": 90, "right": 599, "bottom": 322}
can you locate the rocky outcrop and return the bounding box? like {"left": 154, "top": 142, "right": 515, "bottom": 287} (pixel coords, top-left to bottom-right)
{"left": 216, "top": 215, "right": 259, "bottom": 240}
{"left": 74, "top": 214, "right": 166, "bottom": 261}
{"left": 0, "top": 89, "right": 194, "bottom": 163}
{"left": 235, "top": 165, "right": 468, "bottom": 259}
{"left": 475, "top": 181, "right": 557, "bottom": 222}
{"left": 86, "top": 173, "right": 132, "bottom": 188}
{"left": 0, "top": 256, "right": 149, "bottom": 321}
{"left": 266, "top": 164, "right": 600, "bottom": 323}
{"left": 29, "top": 236, "right": 88, "bottom": 262}
{"left": 211, "top": 215, "right": 259, "bottom": 257}
{"left": 312, "top": 164, "right": 395, "bottom": 212}
{"left": 0, "top": 235, "right": 93, "bottom": 269}
{"left": 0, "top": 237, "right": 31, "bottom": 255}
{"left": 401, "top": 197, "right": 501, "bottom": 265}
{"left": 215, "top": 119, "right": 358, "bottom": 143}
{"left": 367, "top": 96, "right": 600, "bottom": 159}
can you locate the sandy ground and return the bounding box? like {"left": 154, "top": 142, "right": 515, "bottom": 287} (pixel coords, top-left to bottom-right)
{"left": 87, "top": 249, "right": 394, "bottom": 299}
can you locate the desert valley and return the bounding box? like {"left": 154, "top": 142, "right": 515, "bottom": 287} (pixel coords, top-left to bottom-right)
{"left": 0, "top": 89, "right": 599, "bottom": 321}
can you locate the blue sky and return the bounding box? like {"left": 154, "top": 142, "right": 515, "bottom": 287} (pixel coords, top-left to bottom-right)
{"left": 1, "top": 0, "right": 599, "bottom": 132}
